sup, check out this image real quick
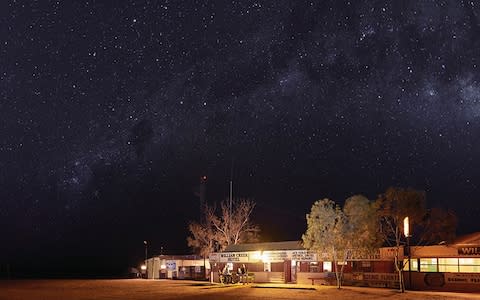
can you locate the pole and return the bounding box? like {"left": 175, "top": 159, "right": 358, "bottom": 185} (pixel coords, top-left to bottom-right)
{"left": 229, "top": 159, "right": 234, "bottom": 216}
{"left": 229, "top": 180, "right": 232, "bottom": 215}
{"left": 407, "top": 236, "right": 412, "bottom": 290}
{"left": 144, "top": 240, "right": 148, "bottom": 279}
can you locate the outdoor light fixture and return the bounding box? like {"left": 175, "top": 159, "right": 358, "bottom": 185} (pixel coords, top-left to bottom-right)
{"left": 251, "top": 251, "right": 262, "bottom": 261}
{"left": 260, "top": 252, "right": 269, "bottom": 262}
{"left": 403, "top": 216, "right": 412, "bottom": 290}
{"left": 403, "top": 217, "right": 410, "bottom": 237}
{"left": 140, "top": 265, "right": 147, "bottom": 271}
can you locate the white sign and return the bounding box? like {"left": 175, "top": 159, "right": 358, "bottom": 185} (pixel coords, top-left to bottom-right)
{"left": 219, "top": 252, "right": 249, "bottom": 262}
{"left": 291, "top": 250, "right": 317, "bottom": 261}
{"left": 166, "top": 260, "right": 176, "bottom": 270}
{"left": 210, "top": 250, "right": 318, "bottom": 263}
{"left": 209, "top": 253, "right": 219, "bottom": 262}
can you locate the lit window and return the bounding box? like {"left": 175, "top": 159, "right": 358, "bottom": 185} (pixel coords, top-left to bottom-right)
{"left": 420, "top": 258, "right": 438, "bottom": 272}
{"left": 404, "top": 258, "right": 418, "bottom": 271}
{"left": 438, "top": 258, "right": 459, "bottom": 273}
{"left": 323, "top": 261, "right": 332, "bottom": 272}
{"left": 263, "top": 262, "right": 271, "bottom": 272}
{"left": 309, "top": 262, "right": 319, "bottom": 273}
{"left": 459, "top": 258, "right": 480, "bottom": 273}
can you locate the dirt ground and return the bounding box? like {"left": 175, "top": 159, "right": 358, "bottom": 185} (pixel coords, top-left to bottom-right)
{"left": 1, "top": 279, "right": 480, "bottom": 300}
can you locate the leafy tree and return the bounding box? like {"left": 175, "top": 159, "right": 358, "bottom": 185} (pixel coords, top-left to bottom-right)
{"left": 303, "top": 196, "right": 381, "bottom": 289}
{"left": 303, "top": 199, "right": 346, "bottom": 288}
{"left": 343, "top": 195, "right": 383, "bottom": 258}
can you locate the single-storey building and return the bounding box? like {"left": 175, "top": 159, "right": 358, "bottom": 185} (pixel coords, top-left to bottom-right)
{"left": 142, "top": 232, "right": 480, "bottom": 292}
{"left": 403, "top": 231, "right": 480, "bottom": 292}
{"left": 145, "top": 255, "right": 210, "bottom": 280}
{"left": 208, "top": 240, "right": 394, "bottom": 286}
{"left": 208, "top": 232, "right": 480, "bottom": 292}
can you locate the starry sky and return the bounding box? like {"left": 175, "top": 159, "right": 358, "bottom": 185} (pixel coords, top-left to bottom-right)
{"left": 1, "top": 1, "right": 480, "bottom": 277}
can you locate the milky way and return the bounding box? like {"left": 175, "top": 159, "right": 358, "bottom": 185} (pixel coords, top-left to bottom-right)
{"left": 1, "top": 1, "right": 480, "bottom": 274}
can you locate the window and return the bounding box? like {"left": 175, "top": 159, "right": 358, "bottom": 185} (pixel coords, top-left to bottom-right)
{"left": 459, "top": 258, "right": 480, "bottom": 273}
{"left": 309, "top": 262, "right": 320, "bottom": 273}
{"left": 438, "top": 258, "right": 459, "bottom": 273}
{"left": 263, "top": 262, "right": 271, "bottom": 272}
{"left": 420, "top": 258, "right": 438, "bottom": 272}
{"left": 403, "top": 258, "right": 418, "bottom": 271}
{"left": 323, "top": 261, "right": 332, "bottom": 272}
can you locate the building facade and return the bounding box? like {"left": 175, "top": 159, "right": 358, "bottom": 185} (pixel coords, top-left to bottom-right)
{"left": 208, "top": 233, "right": 480, "bottom": 292}
{"left": 145, "top": 255, "right": 210, "bottom": 280}
{"left": 142, "top": 233, "right": 480, "bottom": 292}
{"left": 403, "top": 232, "right": 480, "bottom": 292}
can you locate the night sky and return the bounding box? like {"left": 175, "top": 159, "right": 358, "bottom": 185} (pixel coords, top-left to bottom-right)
{"left": 2, "top": 1, "right": 480, "bottom": 277}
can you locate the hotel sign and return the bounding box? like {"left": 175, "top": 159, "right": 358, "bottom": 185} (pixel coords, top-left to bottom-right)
{"left": 208, "top": 250, "right": 317, "bottom": 263}
{"left": 219, "top": 252, "right": 249, "bottom": 262}
{"left": 458, "top": 247, "right": 480, "bottom": 255}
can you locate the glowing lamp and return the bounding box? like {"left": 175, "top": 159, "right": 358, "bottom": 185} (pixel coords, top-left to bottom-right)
{"left": 403, "top": 217, "right": 410, "bottom": 237}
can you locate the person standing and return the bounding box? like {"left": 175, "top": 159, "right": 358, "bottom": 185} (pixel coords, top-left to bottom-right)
{"left": 240, "top": 264, "right": 247, "bottom": 284}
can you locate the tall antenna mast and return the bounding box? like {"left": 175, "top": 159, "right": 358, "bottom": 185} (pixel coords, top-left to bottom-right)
{"left": 229, "top": 158, "right": 234, "bottom": 216}
{"left": 199, "top": 175, "right": 207, "bottom": 222}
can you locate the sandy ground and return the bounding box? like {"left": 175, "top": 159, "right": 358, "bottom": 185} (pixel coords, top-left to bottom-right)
{"left": 0, "top": 279, "right": 479, "bottom": 300}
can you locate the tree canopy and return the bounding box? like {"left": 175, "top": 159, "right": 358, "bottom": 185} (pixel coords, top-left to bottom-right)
{"left": 302, "top": 196, "right": 381, "bottom": 288}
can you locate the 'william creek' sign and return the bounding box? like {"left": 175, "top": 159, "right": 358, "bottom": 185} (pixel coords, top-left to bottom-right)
{"left": 458, "top": 247, "right": 480, "bottom": 255}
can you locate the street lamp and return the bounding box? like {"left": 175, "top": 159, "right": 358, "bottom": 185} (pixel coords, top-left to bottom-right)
{"left": 403, "top": 217, "right": 412, "bottom": 290}
{"left": 144, "top": 240, "right": 148, "bottom": 279}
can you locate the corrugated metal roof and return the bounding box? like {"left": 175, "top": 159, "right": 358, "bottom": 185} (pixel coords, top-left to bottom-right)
{"left": 224, "top": 241, "right": 304, "bottom": 252}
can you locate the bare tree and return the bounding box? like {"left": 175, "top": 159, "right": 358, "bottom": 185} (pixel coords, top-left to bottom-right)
{"left": 207, "top": 198, "right": 259, "bottom": 250}
{"left": 376, "top": 187, "right": 426, "bottom": 292}
{"left": 187, "top": 218, "right": 217, "bottom": 258}
{"left": 187, "top": 198, "right": 259, "bottom": 255}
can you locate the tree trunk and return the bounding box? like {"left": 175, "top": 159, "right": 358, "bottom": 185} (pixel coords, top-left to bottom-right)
{"left": 338, "top": 250, "right": 350, "bottom": 289}
{"left": 333, "top": 248, "right": 342, "bottom": 289}
{"left": 395, "top": 254, "right": 405, "bottom": 292}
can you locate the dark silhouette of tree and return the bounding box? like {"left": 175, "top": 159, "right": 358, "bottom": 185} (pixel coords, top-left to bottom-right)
{"left": 376, "top": 187, "right": 426, "bottom": 292}
{"left": 417, "top": 207, "right": 457, "bottom": 245}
